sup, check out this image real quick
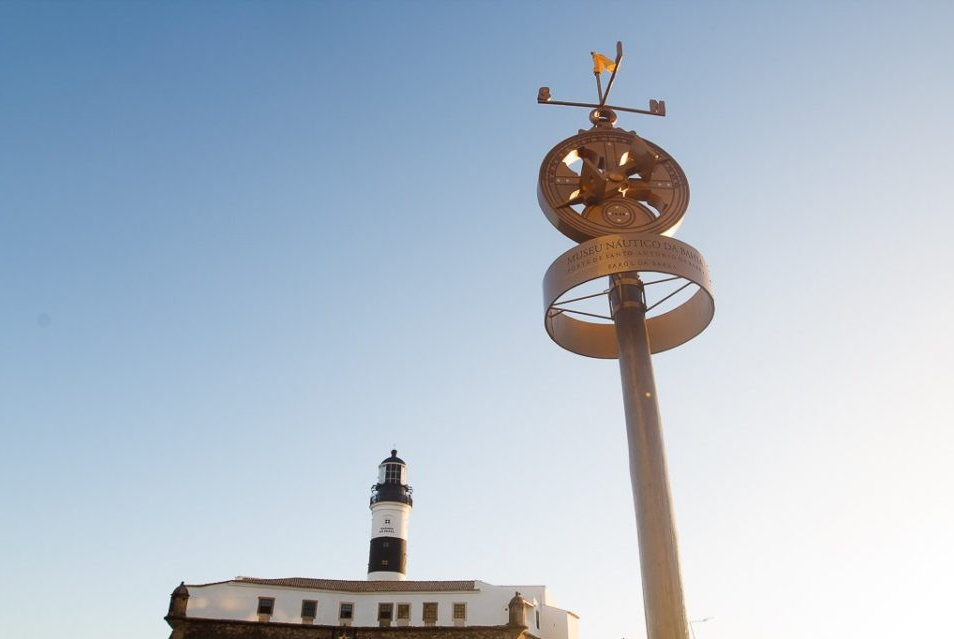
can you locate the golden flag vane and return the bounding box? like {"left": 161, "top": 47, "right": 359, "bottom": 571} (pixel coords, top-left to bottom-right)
{"left": 537, "top": 41, "right": 666, "bottom": 124}
{"left": 591, "top": 43, "right": 620, "bottom": 106}
{"left": 591, "top": 51, "right": 617, "bottom": 74}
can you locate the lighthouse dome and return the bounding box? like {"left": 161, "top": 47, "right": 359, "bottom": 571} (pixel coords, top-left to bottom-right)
{"left": 380, "top": 449, "right": 406, "bottom": 465}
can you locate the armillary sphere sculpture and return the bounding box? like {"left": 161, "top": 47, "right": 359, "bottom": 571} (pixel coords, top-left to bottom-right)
{"left": 537, "top": 42, "right": 713, "bottom": 639}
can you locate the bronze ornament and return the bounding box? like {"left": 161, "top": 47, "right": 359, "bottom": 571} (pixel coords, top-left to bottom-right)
{"left": 543, "top": 233, "right": 713, "bottom": 358}
{"left": 538, "top": 129, "right": 689, "bottom": 243}
{"left": 535, "top": 42, "right": 714, "bottom": 639}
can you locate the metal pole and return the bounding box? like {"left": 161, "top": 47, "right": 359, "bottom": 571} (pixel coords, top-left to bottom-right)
{"left": 609, "top": 273, "right": 690, "bottom": 639}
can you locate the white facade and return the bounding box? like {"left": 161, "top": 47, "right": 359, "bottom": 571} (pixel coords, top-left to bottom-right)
{"left": 369, "top": 503, "right": 411, "bottom": 541}
{"left": 184, "top": 578, "right": 578, "bottom": 639}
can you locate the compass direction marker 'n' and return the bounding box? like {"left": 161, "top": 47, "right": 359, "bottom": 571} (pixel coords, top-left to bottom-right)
{"left": 535, "top": 42, "right": 713, "bottom": 639}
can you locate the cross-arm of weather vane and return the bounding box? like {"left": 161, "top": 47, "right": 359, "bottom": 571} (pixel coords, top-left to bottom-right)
{"left": 537, "top": 41, "right": 666, "bottom": 117}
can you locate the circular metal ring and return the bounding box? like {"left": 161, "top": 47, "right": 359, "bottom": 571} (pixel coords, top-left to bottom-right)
{"left": 543, "top": 233, "right": 714, "bottom": 358}
{"left": 537, "top": 129, "right": 689, "bottom": 242}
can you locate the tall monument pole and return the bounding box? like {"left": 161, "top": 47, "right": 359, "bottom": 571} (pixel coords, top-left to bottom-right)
{"left": 536, "top": 43, "right": 714, "bottom": 639}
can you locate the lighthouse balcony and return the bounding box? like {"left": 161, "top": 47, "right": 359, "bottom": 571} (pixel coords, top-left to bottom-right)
{"left": 370, "top": 492, "right": 413, "bottom": 506}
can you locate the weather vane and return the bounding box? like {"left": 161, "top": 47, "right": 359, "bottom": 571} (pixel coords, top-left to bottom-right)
{"left": 533, "top": 42, "right": 714, "bottom": 639}
{"left": 537, "top": 41, "right": 666, "bottom": 125}
{"left": 536, "top": 41, "right": 690, "bottom": 244}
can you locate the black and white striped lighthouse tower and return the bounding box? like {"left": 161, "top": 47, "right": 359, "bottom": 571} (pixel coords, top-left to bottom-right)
{"left": 367, "top": 450, "right": 413, "bottom": 581}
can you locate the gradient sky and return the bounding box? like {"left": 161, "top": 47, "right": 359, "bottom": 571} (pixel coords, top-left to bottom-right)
{"left": 2, "top": 2, "right": 953, "bottom": 638}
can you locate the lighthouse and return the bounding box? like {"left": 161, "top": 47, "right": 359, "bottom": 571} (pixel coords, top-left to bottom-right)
{"left": 167, "top": 445, "right": 582, "bottom": 638}
{"left": 367, "top": 450, "right": 413, "bottom": 580}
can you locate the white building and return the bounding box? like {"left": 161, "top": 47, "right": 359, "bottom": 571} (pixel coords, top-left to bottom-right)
{"left": 181, "top": 577, "right": 577, "bottom": 639}
{"left": 167, "top": 452, "right": 579, "bottom": 639}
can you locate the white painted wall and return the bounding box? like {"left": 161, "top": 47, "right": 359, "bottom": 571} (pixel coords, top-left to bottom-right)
{"left": 366, "top": 571, "right": 404, "bottom": 581}
{"left": 369, "top": 502, "right": 411, "bottom": 539}
{"left": 185, "top": 579, "right": 577, "bottom": 639}
{"left": 539, "top": 600, "right": 578, "bottom": 639}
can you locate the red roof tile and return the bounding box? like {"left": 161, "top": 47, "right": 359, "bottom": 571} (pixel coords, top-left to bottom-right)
{"left": 192, "top": 577, "right": 479, "bottom": 593}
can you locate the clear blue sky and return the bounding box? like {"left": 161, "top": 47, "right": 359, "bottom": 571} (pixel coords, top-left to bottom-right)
{"left": 2, "top": 2, "right": 953, "bottom": 638}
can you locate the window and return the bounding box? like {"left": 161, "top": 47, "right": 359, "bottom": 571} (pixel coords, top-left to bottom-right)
{"left": 453, "top": 603, "right": 466, "bottom": 620}
{"left": 257, "top": 597, "right": 275, "bottom": 616}
{"left": 381, "top": 559, "right": 389, "bottom": 567}
{"left": 339, "top": 602, "right": 354, "bottom": 620}
{"left": 301, "top": 600, "right": 317, "bottom": 619}
{"left": 423, "top": 602, "right": 438, "bottom": 624}
{"left": 385, "top": 463, "right": 401, "bottom": 482}
{"left": 397, "top": 604, "right": 410, "bottom": 620}
{"left": 378, "top": 603, "right": 393, "bottom": 620}
{"left": 536, "top": 610, "right": 541, "bottom": 628}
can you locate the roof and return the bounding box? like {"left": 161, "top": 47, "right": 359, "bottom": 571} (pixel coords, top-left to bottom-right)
{"left": 381, "top": 449, "right": 406, "bottom": 465}
{"left": 192, "top": 577, "right": 479, "bottom": 593}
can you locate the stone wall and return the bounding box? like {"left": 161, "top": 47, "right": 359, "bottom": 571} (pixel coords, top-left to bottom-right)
{"left": 166, "top": 617, "right": 538, "bottom": 639}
